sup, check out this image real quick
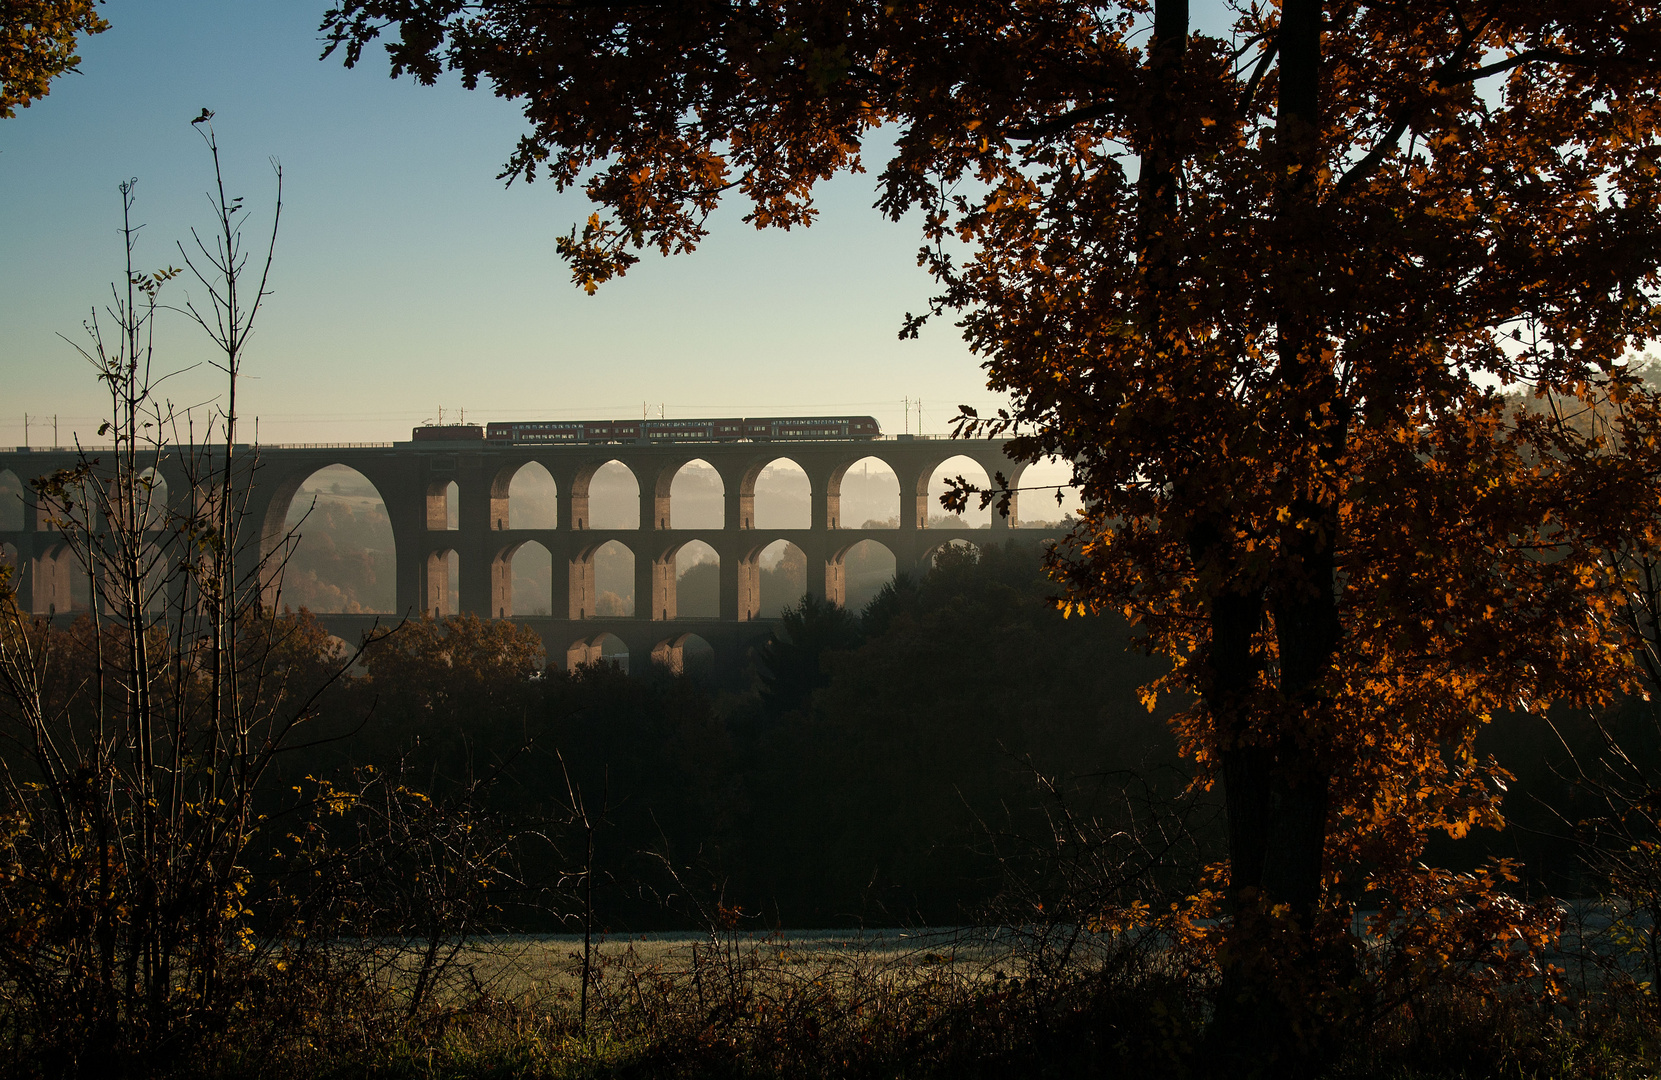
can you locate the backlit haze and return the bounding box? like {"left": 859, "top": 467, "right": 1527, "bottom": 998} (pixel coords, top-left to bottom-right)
{"left": 1, "top": 1, "right": 1022, "bottom": 448}
{"left": 0, "top": 0, "right": 1236, "bottom": 505}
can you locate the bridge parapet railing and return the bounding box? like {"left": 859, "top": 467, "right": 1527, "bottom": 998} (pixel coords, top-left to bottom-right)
{"left": 1, "top": 443, "right": 398, "bottom": 454}
{"left": 262, "top": 442, "right": 397, "bottom": 450}
{"left": 2, "top": 436, "right": 996, "bottom": 454}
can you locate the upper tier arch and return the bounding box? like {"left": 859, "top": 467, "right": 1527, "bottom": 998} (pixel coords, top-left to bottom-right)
{"left": 744, "top": 457, "right": 810, "bottom": 530}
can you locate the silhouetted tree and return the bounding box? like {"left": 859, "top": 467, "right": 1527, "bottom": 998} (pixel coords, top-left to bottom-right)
{"left": 322, "top": 6, "right": 1661, "bottom": 1062}
{"left": 0, "top": 117, "right": 360, "bottom": 1073}
{"left": 756, "top": 593, "right": 862, "bottom": 716}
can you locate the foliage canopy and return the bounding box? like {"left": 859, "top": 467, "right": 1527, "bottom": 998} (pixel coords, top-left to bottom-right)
{"left": 0, "top": 0, "right": 106, "bottom": 119}
{"left": 323, "top": 0, "right": 1661, "bottom": 1055}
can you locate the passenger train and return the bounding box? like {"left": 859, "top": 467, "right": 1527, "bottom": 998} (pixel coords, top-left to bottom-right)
{"left": 412, "top": 416, "right": 881, "bottom": 444}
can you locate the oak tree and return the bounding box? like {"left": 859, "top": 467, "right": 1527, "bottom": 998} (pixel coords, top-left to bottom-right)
{"left": 322, "top": 0, "right": 1661, "bottom": 1057}
{"left": 0, "top": 0, "right": 107, "bottom": 118}
{"left": 359, "top": 611, "right": 546, "bottom": 720}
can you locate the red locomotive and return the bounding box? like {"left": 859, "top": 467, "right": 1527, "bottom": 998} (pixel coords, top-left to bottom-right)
{"left": 411, "top": 424, "right": 484, "bottom": 441}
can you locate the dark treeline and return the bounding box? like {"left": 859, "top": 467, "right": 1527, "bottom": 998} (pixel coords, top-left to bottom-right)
{"left": 261, "top": 540, "right": 1647, "bottom": 934}
{"left": 7, "top": 532, "right": 1661, "bottom": 1077}
{"left": 267, "top": 542, "right": 1187, "bottom": 931}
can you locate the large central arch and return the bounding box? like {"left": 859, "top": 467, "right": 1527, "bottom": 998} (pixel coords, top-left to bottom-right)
{"left": 276, "top": 464, "right": 397, "bottom": 614}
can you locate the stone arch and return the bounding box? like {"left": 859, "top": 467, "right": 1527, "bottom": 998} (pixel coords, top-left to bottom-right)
{"left": 0, "top": 470, "right": 22, "bottom": 531}
{"left": 672, "top": 539, "right": 719, "bottom": 618}
{"left": 755, "top": 538, "right": 806, "bottom": 618}
{"left": 505, "top": 539, "right": 552, "bottom": 617}
{"left": 21, "top": 540, "right": 81, "bottom": 615}
{"left": 570, "top": 539, "right": 634, "bottom": 618}
{"left": 137, "top": 467, "right": 169, "bottom": 532}
{"left": 925, "top": 536, "right": 980, "bottom": 571}
{"left": 495, "top": 460, "right": 557, "bottom": 530}
{"left": 828, "top": 456, "right": 899, "bottom": 529}
{"left": 651, "top": 632, "right": 714, "bottom": 676}
{"left": 276, "top": 465, "right": 396, "bottom": 614}
{"left": 98, "top": 468, "right": 168, "bottom": 534}
{"left": 742, "top": 458, "right": 810, "bottom": 530}
{"left": 660, "top": 458, "right": 724, "bottom": 530}
{"left": 572, "top": 459, "right": 639, "bottom": 530}
{"left": 567, "top": 632, "right": 628, "bottom": 672}
{"left": 928, "top": 455, "right": 994, "bottom": 529}
{"left": 427, "top": 479, "right": 459, "bottom": 531}
{"left": 834, "top": 538, "right": 898, "bottom": 613}
{"left": 1011, "top": 455, "right": 1081, "bottom": 527}
{"left": 320, "top": 632, "right": 369, "bottom": 676}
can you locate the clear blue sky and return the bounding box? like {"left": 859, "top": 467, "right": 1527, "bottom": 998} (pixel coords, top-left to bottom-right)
{"left": 0, "top": 0, "right": 1234, "bottom": 448}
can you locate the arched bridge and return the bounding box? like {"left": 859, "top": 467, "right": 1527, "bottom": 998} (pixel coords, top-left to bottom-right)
{"left": 0, "top": 435, "right": 1068, "bottom": 677}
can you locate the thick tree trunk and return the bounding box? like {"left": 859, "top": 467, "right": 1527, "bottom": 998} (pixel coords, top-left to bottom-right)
{"left": 1264, "top": 0, "right": 1333, "bottom": 922}
{"left": 1208, "top": 0, "right": 1344, "bottom": 1071}
{"left": 1135, "top": 5, "right": 1343, "bottom": 1065}
{"left": 1264, "top": 520, "right": 1338, "bottom": 918}
{"left": 1213, "top": 589, "right": 1270, "bottom": 895}
{"left": 1135, "top": 0, "right": 1187, "bottom": 329}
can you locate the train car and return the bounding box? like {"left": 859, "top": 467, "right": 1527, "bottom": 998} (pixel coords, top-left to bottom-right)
{"left": 746, "top": 416, "right": 881, "bottom": 440}
{"left": 582, "top": 420, "right": 643, "bottom": 442}
{"left": 413, "top": 424, "right": 484, "bottom": 441}
{"left": 482, "top": 415, "right": 881, "bottom": 444}
{"left": 643, "top": 419, "right": 713, "bottom": 441}
{"left": 485, "top": 421, "right": 585, "bottom": 443}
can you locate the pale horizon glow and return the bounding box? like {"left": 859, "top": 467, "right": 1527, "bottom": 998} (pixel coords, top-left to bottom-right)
{"left": 0, "top": 1, "right": 1045, "bottom": 448}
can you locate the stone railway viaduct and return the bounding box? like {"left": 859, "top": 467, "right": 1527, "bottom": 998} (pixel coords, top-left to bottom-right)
{"left": 0, "top": 435, "right": 1067, "bottom": 677}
